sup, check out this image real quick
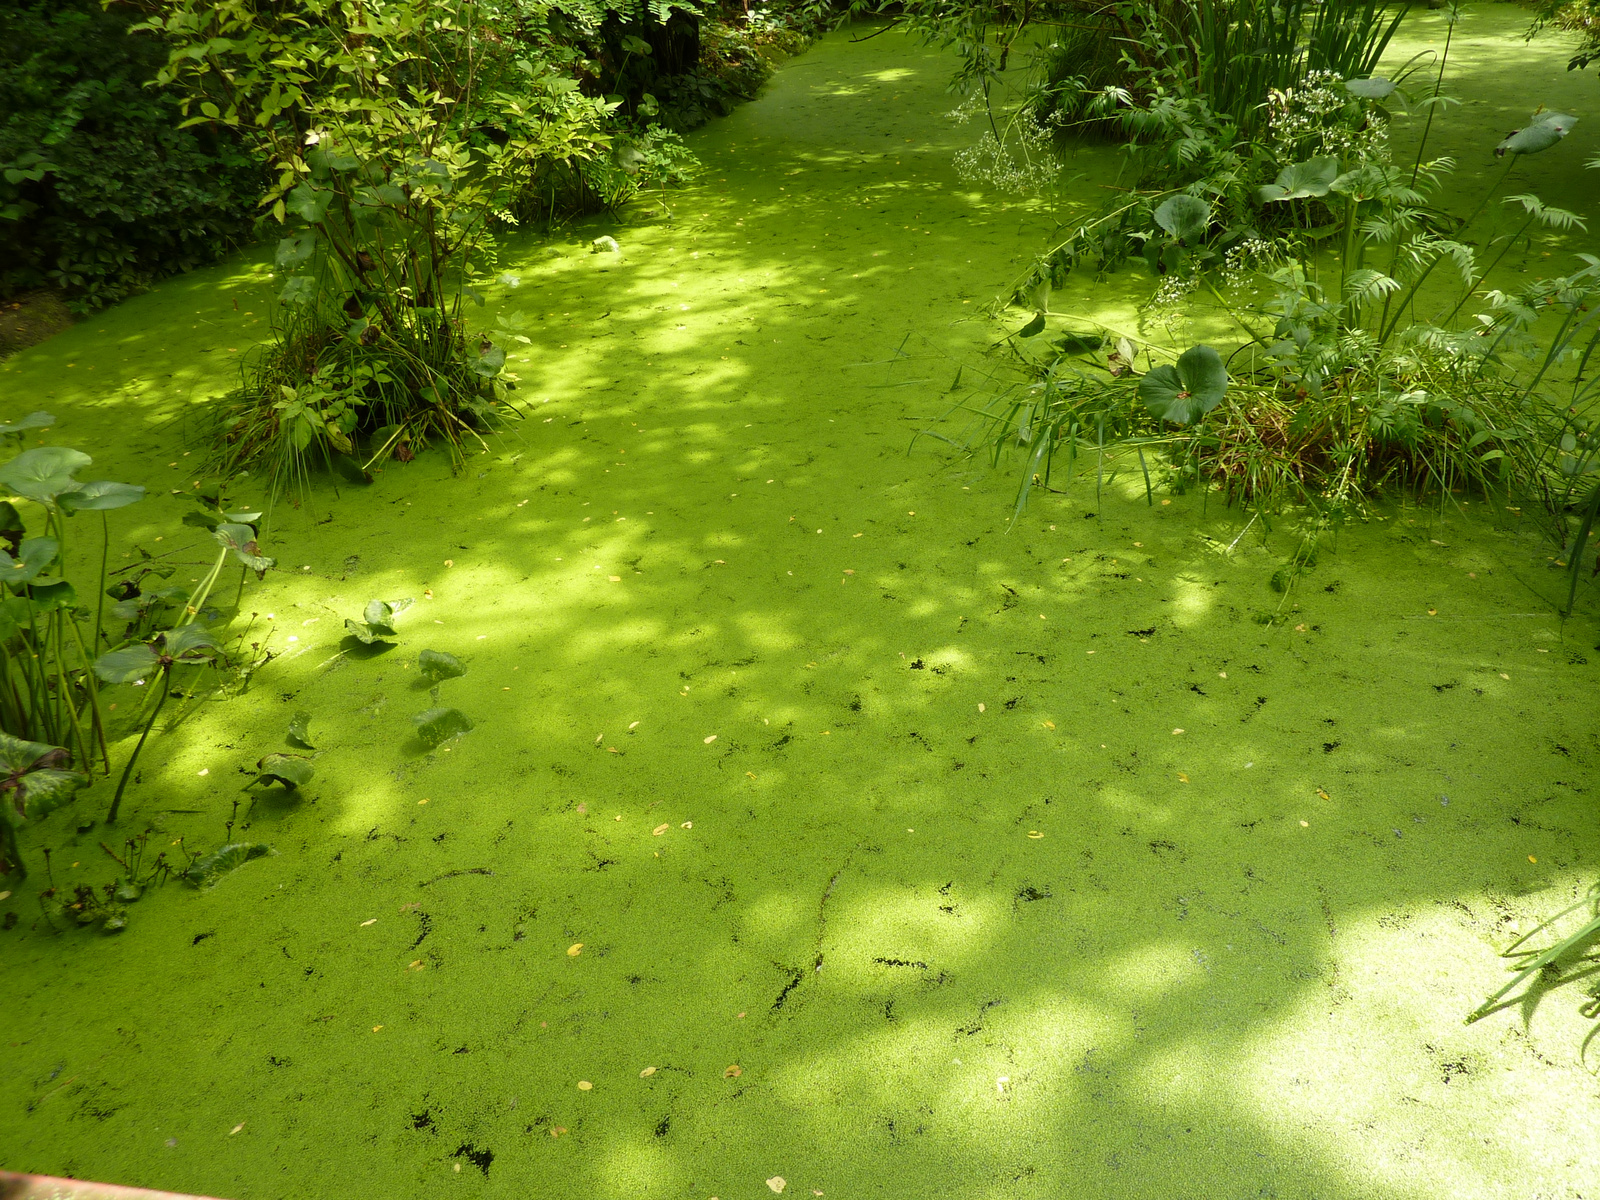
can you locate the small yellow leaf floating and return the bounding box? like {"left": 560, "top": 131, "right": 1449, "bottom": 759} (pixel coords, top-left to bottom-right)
{"left": 372, "top": 1025, "right": 384, "bottom": 1032}
{"left": 653, "top": 823, "right": 670, "bottom": 836}
{"left": 1427, "top": 608, "right": 1437, "bottom": 616}
{"left": 1294, "top": 624, "right": 1306, "bottom": 632}
{"left": 640, "top": 1067, "right": 657, "bottom": 1078}
{"left": 767, "top": 1178, "right": 786, "bottom": 1194}
{"left": 577, "top": 1080, "right": 592, "bottom": 1091}
{"left": 1529, "top": 855, "right": 1538, "bottom": 863}
{"left": 1316, "top": 788, "right": 1330, "bottom": 801}
{"left": 681, "top": 821, "right": 693, "bottom": 829}
{"left": 745, "top": 771, "right": 757, "bottom": 779}
{"left": 978, "top": 703, "right": 986, "bottom": 712}
{"left": 409, "top": 960, "right": 425, "bottom": 971}
{"left": 1300, "top": 820, "right": 1310, "bottom": 827}
{"left": 704, "top": 735, "right": 718, "bottom": 744}
{"left": 453, "top": 1164, "right": 461, "bottom": 1174}
{"left": 1043, "top": 721, "right": 1056, "bottom": 730}
{"left": 444, "top": 559, "right": 454, "bottom": 567}
{"left": 361, "top": 918, "right": 377, "bottom": 927}
{"left": 609, "top": 575, "right": 621, "bottom": 582}
{"left": 550, "top": 1126, "right": 567, "bottom": 1138}
{"left": 1177, "top": 773, "right": 1189, "bottom": 783}
{"left": 1027, "top": 831, "right": 1044, "bottom": 839}
{"left": 1172, "top": 728, "right": 1184, "bottom": 735}
{"left": 1499, "top": 672, "right": 1510, "bottom": 680}
{"left": 229, "top": 1123, "right": 245, "bottom": 1135}
{"left": 724, "top": 1064, "right": 743, "bottom": 1078}
{"left": 567, "top": 943, "right": 584, "bottom": 957}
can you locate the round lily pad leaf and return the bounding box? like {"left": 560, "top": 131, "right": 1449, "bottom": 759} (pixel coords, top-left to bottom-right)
{"left": 0, "top": 412, "right": 54, "bottom": 437}
{"left": 256, "top": 754, "right": 314, "bottom": 789}
{"left": 1257, "top": 156, "right": 1341, "bottom": 203}
{"left": 1496, "top": 112, "right": 1578, "bottom": 157}
{"left": 59, "top": 480, "right": 145, "bottom": 514}
{"left": 419, "top": 649, "right": 466, "bottom": 681}
{"left": 1138, "top": 344, "right": 1229, "bottom": 425}
{"left": 0, "top": 447, "right": 90, "bottom": 506}
{"left": 414, "top": 707, "right": 473, "bottom": 749}
{"left": 1344, "top": 76, "right": 1396, "bottom": 100}
{"left": 1154, "top": 194, "right": 1211, "bottom": 243}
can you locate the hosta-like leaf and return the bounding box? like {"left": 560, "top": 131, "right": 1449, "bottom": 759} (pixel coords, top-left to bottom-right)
{"left": 414, "top": 707, "right": 473, "bottom": 748}
{"left": 275, "top": 232, "right": 316, "bottom": 269}
{"left": 1496, "top": 112, "right": 1578, "bottom": 157}
{"left": 1138, "top": 345, "right": 1229, "bottom": 425}
{"left": 58, "top": 480, "right": 144, "bottom": 514}
{"left": 1344, "top": 76, "right": 1396, "bottom": 100}
{"left": 0, "top": 412, "right": 54, "bottom": 437}
{"left": 213, "top": 523, "right": 275, "bottom": 579}
{"left": 473, "top": 344, "right": 507, "bottom": 378}
{"left": 418, "top": 649, "right": 465, "bottom": 680}
{"left": 165, "top": 624, "right": 220, "bottom": 662}
{"left": 0, "top": 447, "right": 90, "bottom": 506}
{"left": 1153, "top": 194, "right": 1211, "bottom": 242}
{"left": 1257, "top": 157, "right": 1341, "bottom": 203}
{"left": 17, "top": 768, "right": 87, "bottom": 820}
{"left": 0, "top": 537, "right": 58, "bottom": 589}
{"left": 256, "top": 754, "right": 314, "bottom": 789}
{"left": 186, "top": 842, "right": 271, "bottom": 887}
{"left": 286, "top": 183, "right": 332, "bottom": 223}
{"left": 94, "top": 644, "right": 160, "bottom": 683}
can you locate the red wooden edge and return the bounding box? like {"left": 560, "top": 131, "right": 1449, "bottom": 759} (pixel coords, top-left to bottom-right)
{"left": 0, "top": 1172, "right": 230, "bottom": 1200}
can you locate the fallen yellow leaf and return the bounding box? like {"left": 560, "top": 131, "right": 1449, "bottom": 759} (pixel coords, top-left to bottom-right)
{"left": 1529, "top": 855, "right": 1538, "bottom": 863}
{"left": 681, "top": 821, "right": 693, "bottom": 829}
{"left": 360, "top": 918, "right": 377, "bottom": 927}
{"left": 608, "top": 575, "right": 621, "bottom": 582}
{"left": 1172, "top": 728, "right": 1185, "bottom": 735}
{"left": 1177, "top": 773, "right": 1189, "bottom": 783}
{"left": 704, "top": 735, "right": 718, "bottom": 744}
{"left": 229, "top": 1123, "right": 245, "bottom": 1135}
{"left": 550, "top": 1126, "right": 567, "bottom": 1138}
{"left": 408, "top": 960, "right": 425, "bottom": 971}
{"left": 640, "top": 1067, "right": 657, "bottom": 1077}
{"left": 567, "top": 943, "right": 584, "bottom": 957}
{"left": 724, "top": 1064, "right": 743, "bottom": 1078}
{"left": 767, "top": 1178, "right": 786, "bottom": 1194}
{"left": 372, "top": 1025, "right": 383, "bottom": 1032}
{"left": 444, "top": 559, "right": 454, "bottom": 567}
{"left": 577, "top": 1081, "right": 592, "bottom": 1091}
{"left": 653, "top": 823, "right": 670, "bottom": 836}
{"left": 1043, "top": 721, "right": 1056, "bottom": 730}
{"left": 1027, "top": 831, "right": 1044, "bottom": 839}
{"left": 978, "top": 703, "right": 986, "bottom": 713}
{"left": 1316, "top": 788, "right": 1330, "bottom": 800}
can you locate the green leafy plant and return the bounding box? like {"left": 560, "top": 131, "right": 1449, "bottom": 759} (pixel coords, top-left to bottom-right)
{"left": 254, "top": 753, "right": 313, "bottom": 790}
{"left": 345, "top": 598, "right": 414, "bottom": 646}
{"left": 137, "top": 0, "right": 618, "bottom": 486}
{"left": 418, "top": 649, "right": 466, "bottom": 681}
{"left": 414, "top": 707, "right": 473, "bottom": 749}
{"left": 93, "top": 626, "right": 224, "bottom": 824}
{"left": 0, "top": 732, "right": 88, "bottom": 878}
{"left": 1467, "top": 882, "right": 1600, "bottom": 1031}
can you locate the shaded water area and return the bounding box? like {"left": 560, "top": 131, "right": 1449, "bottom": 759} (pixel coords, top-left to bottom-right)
{"left": 3, "top": 9, "right": 1600, "bottom": 1198}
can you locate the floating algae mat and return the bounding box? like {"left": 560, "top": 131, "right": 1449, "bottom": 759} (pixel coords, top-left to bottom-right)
{"left": 4, "top": 11, "right": 1600, "bottom": 1199}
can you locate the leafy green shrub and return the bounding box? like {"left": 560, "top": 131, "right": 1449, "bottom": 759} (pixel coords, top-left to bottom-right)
{"left": 0, "top": 0, "right": 260, "bottom": 312}
{"left": 138, "top": 0, "right": 619, "bottom": 484}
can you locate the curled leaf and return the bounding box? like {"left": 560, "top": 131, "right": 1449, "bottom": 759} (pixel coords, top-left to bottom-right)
{"left": 187, "top": 842, "right": 271, "bottom": 887}
{"left": 256, "top": 753, "right": 314, "bottom": 789}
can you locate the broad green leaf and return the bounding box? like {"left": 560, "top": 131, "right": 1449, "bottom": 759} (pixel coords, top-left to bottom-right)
{"left": 279, "top": 276, "right": 316, "bottom": 306}
{"left": 473, "top": 344, "right": 506, "bottom": 378}
{"left": 0, "top": 537, "right": 58, "bottom": 589}
{"left": 345, "top": 597, "right": 412, "bottom": 644}
{"left": 109, "top": 585, "right": 185, "bottom": 621}
{"left": 0, "top": 446, "right": 90, "bottom": 506}
{"left": 414, "top": 707, "right": 473, "bottom": 748}
{"left": 17, "top": 768, "right": 87, "bottom": 820}
{"left": 213, "top": 523, "right": 275, "bottom": 578}
{"left": 1496, "top": 112, "right": 1578, "bottom": 157}
{"left": 1015, "top": 312, "right": 1047, "bottom": 339}
{"left": 286, "top": 183, "right": 332, "bottom": 223}
{"left": 418, "top": 649, "right": 465, "bottom": 680}
{"left": 1138, "top": 344, "right": 1229, "bottom": 425}
{"left": 256, "top": 753, "right": 314, "bottom": 789}
{"left": 0, "top": 412, "right": 54, "bottom": 437}
{"left": 288, "top": 710, "right": 314, "bottom": 748}
{"left": 26, "top": 580, "right": 76, "bottom": 610}
{"left": 165, "top": 624, "right": 219, "bottom": 661}
{"left": 1344, "top": 76, "right": 1396, "bottom": 100}
{"left": 275, "top": 232, "right": 316, "bottom": 269}
{"left": 1257, "top": 157, "right": 1341, "bottom": 203}
{"left": 1153, "top": 194, "right": 1211, "bottom": 242}
{"left": 94, "top": 643, "right": 160, "bottom": 683}
{"left": 186, "top": 841, "right": 271, "bottom": 887}
{"left": 59, "top": 480, "right": 144, "bottom": 514}
{"left": 0, "top": 731, "right": 67, "bottom": 779}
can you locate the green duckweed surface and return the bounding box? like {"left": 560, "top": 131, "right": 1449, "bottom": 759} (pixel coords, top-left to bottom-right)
{"left": 3, "top": 10, "right": 1600, "bottom": 1199}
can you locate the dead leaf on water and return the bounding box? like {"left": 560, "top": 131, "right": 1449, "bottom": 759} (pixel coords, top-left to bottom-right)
{"left": 360, "top": 918, "right": 377, "bottom": 927}
{"left": 640, "top": 1067, "right": 657, "bottom": 1077}
{"left": 1316, "top": 788, "right": 1330, "bottom": 801}
{"left": 681, "top": 821, "right": 693, "bottom": 829}
{"left": 1172, "top": 728, "right": 1185, "bottom": 735}
{"left": 1027, "top": 831, "right": 1044, "bottom": 839}
{"left": 724, "top": 1064, "right": 743, "bottom": 1078}
{"left": 653, "top": 823, "right": 670, "bottom": 836}
{"left": 408, "top": 960, "right": 425, "bottom": 971}
{"left": 1177, "top": 773, "right": 1189, "bottom": 783}
{"left": 576, "top": 803, "right": 588, "bottom": 814}
{"left": 550, "top": 1126, "right": 567, "bottom": 1138}
{"left": 1043, "top": 721, "right": 1056, "bottom": 730}
{"left": 567, "top": 943, "right": 584, "bottom": 957}
{"left": 229, "top": 1123, "right": 245, "bottom": 1135}
{"left": 444, "top": 559, "right": 454, "bottom": 567}
{"left": 766, "top": 1177, "right": 786, "bottom": 1194}
{"left": 577, "top": 1081, "right": 592, "bottom": 1091}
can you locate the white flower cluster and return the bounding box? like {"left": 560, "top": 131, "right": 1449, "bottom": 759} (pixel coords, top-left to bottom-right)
{"left": 1265, "top": 70, "right": 1390, "bottom": 166}
{"left": 1222, "top": 236, "right": 1283, "bottom": 288}
{"left": 952, "top": 117, "right": 1057, "bottom": 193}
{"left": 1151, "top": 272, "right": 1197, "bottom": 308}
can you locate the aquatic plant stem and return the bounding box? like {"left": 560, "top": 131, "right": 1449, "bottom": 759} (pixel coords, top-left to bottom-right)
{"left": 1409, "top": 5, "right": 1458, "bottom": 189}
{"left": 105, "top": 670, "right": 170, "bottom": 825}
